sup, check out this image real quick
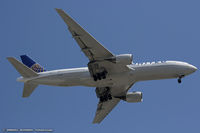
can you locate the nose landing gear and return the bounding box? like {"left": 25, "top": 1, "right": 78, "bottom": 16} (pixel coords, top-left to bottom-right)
{"left": 178, "top": 75, "right": 184, "bottom": 84}
{"left": 178, "top": 78, "right": 182, "bottom": 83}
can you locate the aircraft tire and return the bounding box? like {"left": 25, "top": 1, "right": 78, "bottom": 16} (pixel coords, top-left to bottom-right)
{"left": 102, "top": 73, "right": 106, "bottom": 79}
{"left": 100, "top": 96, "right": 104, "bottom": 102}
{"left": 178, "top": 78, "right": 181, "bottom": 83}
{"left": 93, "top": 75, "right": 97, "bottom": 81}
{"left": 97, "top": 73, "right": 102, "bottom": 80}
{"left": 108, "top": 94, "right": 112, "bottom": 100}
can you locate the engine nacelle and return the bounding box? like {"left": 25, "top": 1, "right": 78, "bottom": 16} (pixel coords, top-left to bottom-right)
{"left": 125, "top": 91, "right": 143, "bottom": 103}
{"left": 115, "top": 54, "right": 133, "bottom": 65}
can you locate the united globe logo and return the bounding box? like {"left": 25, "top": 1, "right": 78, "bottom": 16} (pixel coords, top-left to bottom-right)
{"left": 31, "top": 64, "right": 45, "bottom": 72}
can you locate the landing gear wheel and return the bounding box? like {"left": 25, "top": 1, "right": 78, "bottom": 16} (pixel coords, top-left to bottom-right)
{"left": 97, "top": 73, "right": 102, "bottom": 80}
{"left": 105, "top": 96, "right": 109, "bottom": 101}
{"left": 92, "top": 70, "right": 108, "bottom": 81}
{"left": 100, "top": 96, "right": 104, "bottom": 102}
{"left": 96, "top": 87, "right": 112, "bottom": 102}
{"left": 178, "top": 78, "right": 182, "bottom": 84}
{"left": 102, "top": 75, "right": 106, "bottom": 79}
{"left": 102, "top": 72, "right": 106, "bottom": 79}
{"left": 178, "top": 75, "right": 184, "bottom": 84}
{"left": 108, "top": 94, "right": 112, "bottom": 100}
{"left": 93, "top": 75, "right": 97, "bottom": 81}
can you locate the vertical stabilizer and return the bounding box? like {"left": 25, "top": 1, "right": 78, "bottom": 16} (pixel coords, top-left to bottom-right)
{"left": 20, "top": 55, "right": 46, "bottom": 73}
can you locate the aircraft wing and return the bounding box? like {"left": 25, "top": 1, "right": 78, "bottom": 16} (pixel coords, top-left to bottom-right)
{"left": 55, "top": 8, "right": 114, "bottom": 61}
{"left": 93, "top": 97, "right": 120, "bottom": 124}
{"left": 93, "top": 83, "right": 135, "bottom": 124}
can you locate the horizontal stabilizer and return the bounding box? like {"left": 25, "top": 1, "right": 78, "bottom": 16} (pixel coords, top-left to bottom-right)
{"left": 7, "top": 57, "right": 38, "bottom": 78}
{"left": 23, "top": 83, "right": 38, "bottom": 97}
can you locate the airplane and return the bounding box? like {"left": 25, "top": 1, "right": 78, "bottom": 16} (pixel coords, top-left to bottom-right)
{"left": 7, "top": 8, "right": 197, "bottom": 124}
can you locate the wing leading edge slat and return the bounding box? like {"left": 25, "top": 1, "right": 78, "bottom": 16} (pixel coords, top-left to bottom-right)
{"left": 55, "top": 8, "right": 114, "bottom": 61}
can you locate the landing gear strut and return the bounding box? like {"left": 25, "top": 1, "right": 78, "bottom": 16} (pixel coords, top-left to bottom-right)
{"left": 178, "top": 75, "right": 184, "bottom": 84}
{"left": 178, "top": 78, "right": 182, "bottom": 83}
{"left": 88, "top": 61, "right": 108, "bottom": 81}
{"left": 93, "top": 70, "right": 108, "bottom": 81}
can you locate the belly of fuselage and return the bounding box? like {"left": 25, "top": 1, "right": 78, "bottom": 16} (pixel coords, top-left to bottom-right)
{"left": 132, "top": 65, "right": 182, "bottom": 81}
{"left": 29, "top": 70, "right": 94, "bottom": 86}
{"left": 30, "top": 68, "right": 134, "bottom": 88}
{"left": 29, "top": 69, "right": 116, "bottom": 87}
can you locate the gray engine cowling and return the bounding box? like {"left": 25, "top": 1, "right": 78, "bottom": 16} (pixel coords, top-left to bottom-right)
{"left": 115, "top": 54, "right": 133, "bottom": 65}
{"left": 125, "top": 91, "right": 143, "bottom": 103}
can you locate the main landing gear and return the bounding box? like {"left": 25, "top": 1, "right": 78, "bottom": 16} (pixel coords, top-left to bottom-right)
{"left": 93, "top": 70, "right": 108, "bottom": 81}
{"left": 96, "top": 87, "right": 112, "bottom": 102}
{"left": 100, "top": 93, "right": 112, "bottom": 102}
{"left": 87, "top": 61, "right": 108, "bottom": 81}
{"left": 178, "top": 75, "right": 184, "bottom": 84}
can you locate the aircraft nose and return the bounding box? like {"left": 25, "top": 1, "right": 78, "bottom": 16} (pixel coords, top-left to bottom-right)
{"left": 187, "top": 64, "right": 197, "bottom": 73}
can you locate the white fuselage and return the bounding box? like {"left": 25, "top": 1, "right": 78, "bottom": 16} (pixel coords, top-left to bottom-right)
{"left": 17, "top": 61, "right": 197, "bottom": 89}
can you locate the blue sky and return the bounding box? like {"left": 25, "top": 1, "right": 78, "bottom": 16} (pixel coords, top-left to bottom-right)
{"left": 0, "top": 0, "right": 200, "bottom": 132}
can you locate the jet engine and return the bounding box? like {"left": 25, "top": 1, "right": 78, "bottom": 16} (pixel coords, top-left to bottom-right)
{"left": 115, "top": 54, "right": 133, "bottom": 65}
{"left": 124, "top": 91, "right": 143, "bottom": 103}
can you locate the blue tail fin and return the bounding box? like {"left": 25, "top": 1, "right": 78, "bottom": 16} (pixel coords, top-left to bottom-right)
{"left": 20, "top": 55, "right": 46, "bottom": 73}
